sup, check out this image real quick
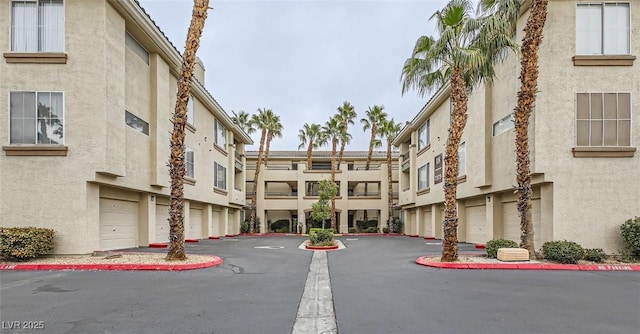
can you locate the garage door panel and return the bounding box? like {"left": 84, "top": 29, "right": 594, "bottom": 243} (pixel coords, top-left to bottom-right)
{"left": 99, "top": 198, "right": 138, "bottom": 250}
{"left": 156, "top": 204, "right": 170, "bottom": 243}
{"left": 465, "top": 205, "right": 486, "bottom": 244}
{"left": 188, "top": 208, "right": 203, "bottom": 239}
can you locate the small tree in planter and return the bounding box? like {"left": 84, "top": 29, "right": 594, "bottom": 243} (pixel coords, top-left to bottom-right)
{"left": 310, "top": 179, "right": 337, "bottom": 245}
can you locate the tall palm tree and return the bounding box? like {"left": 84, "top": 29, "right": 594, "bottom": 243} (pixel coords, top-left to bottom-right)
{"left": 231, "top": 110, "right": 255, "bottom": 134}
{"left": 248, "top": 108, "right": 270, "bottom": 233}
{"left": 360, "top": 105, "right": 387, "bottom": 170}
{"left": 322, "top": 116, "right": 344, "bottom": 231}
{"left": 262, "top": 111, "right": 283, "bottom": 167}
{"left": 401, "top": 0, "right": 518, "bottom": 262}
{"left": 298, "top": 123, "right": 324, "bottom": 170}
{"left": 167, "top": 0, "right": 210, "bottom": 261}
{"left": 335, "top": 101, "right": 357, "bottom": 169}
{"left": 379, "top": 118, "right": 401, "bottom": 229}
{"left": 480, "top": 0, "right": 549, "bottom": 258}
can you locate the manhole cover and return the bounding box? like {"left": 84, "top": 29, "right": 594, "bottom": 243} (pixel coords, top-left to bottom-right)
{"left": 254, "top": 246, "right": 285, "bottom": 249}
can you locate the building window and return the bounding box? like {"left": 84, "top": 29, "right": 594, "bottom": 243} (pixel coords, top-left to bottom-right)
{"left": 458, "top": 142, "right": 466, "bottom": 176}
{"left": 418, "top": 163, "right": 429, "bottom": 191}
{"left": 185, "top": 147, "right": 194, "bottom": 178}
{"left": 214, "top": 163, "right": 226, "bottom": 190}
{"left": 418, "top": 119, "right": 430, "bottom": 150}
{"left": 125, "top": 110, "right": 149, "bottom": 135}
{"left": 11, "top": 0, "right": 64, "bottom": 52}
{"left": 576, "top": 3, "right": 630, "bottom": 55}
{"left": 125, "top": 32, "right": 149, "bottom": 64}
{"left": 215, "top": 120, "right": 226, "bottom": 147}
{"left": 493, "top": 113, "right": 515, "bottom": 136}
{"left": 10, "top": 91, "right": 63, "bottom": 144}
{"left": 576, "top": 93, "right": 631, "bottom": 147}
{"left": 187, "top": 96, "right": 194, "bottom": 126}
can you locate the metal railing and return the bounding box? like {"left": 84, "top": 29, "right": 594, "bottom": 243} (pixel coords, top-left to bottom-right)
{"left": 400, "top": 151, "right": 410, "bottom": 161}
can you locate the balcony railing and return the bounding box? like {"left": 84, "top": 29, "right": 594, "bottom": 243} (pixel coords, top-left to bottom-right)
{"left": 235, "top": 151, "right": 242, "bottom": 161}
{"left": 265, "top": 192, "right": 297, "bottom": 197}
{"left": 401, "top": 160, "right": 410, "bottom": 172}
{"left": 401, "top": 151, "right": 410, "bottom": 161}
{"left": 266, "top": 164, "right": 291, "bottom": 170}
{"left": 348, "top": 191, "right": 381, "bottom": 197}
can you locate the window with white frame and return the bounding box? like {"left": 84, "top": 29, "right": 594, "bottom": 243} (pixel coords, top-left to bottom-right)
{"left": 125, "top": 32, "right": 149, "bottom": 64}
{"left": 576, "top": 92, "right": 631, "bottom": 147}
{"left": 215, "top": 120, "right": 227, "bottom": 147}
{"left": 418, "top": 164, "right": 429, "bottom": 191}
{"left": 185, "top": 147, "right": 194, "bottom": 178}
{"left": 187, "top": 96, "right": 194, "bottom": 126}
{"left": 458, "top": 142, "right": 466, "bottom": 176}
{"left": 10, "top": 91, "right": 64, "bottom": 144}
{"left": 493, "top": 113, "right": 515, "bottom": 136}
{"left": 214, "top": 163, "right": 227, "bottom": 190}
{"left": 11, "top": 0, "right": 64, "bottom": 52}
{"left": 418, "top": 119, "right": 430, "bottom": 151}
{"left": 576, "top": 3, "right": 630, "bottom": 55}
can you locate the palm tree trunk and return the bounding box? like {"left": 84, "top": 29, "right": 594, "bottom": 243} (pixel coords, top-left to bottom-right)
{"left": 250, "top": 129, "right": 267, "bottom": 233}
{"left": 337, "top": 140, "right": 346, "bottom": 170}
{"left": 365, "top": 127, "right": 376, "bottom": 170}
{"left": 441, "top": 69, "right": 468, "bottom": 262}
{"left": 306, "top": 142, "right": 313, "bottom": 170}
{"left": 167, "top": 0, "right": 209, "bottom": 261}
{"left": 330, "top": 139, "right": 337, "bottom": 230}
{"left": 387, "top": 140, "right": 394, "bottom": 229}
{"left": 516, "top": 0, "right": 548, "bottom": 259}
{"left": 264, "top": 134, "right": 273, "bottom": 167}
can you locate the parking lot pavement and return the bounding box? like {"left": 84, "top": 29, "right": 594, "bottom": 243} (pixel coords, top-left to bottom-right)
{"left": 2, "top": 236, "right": 639, "bottom": 334}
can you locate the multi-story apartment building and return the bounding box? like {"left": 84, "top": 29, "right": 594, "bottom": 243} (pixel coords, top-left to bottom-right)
{"left": 245, "top": 151, "right": 399, "bottom": 233}
{"left": 0, "top": 0, "right": 252, "bottom": 253}
{"left": 393, "top": 1, "right": 639, "bottom": 253}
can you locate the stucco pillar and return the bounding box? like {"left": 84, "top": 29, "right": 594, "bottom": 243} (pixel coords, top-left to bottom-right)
{"left": 489, "top": 194, "right": 504, "bottom": 240}
{"left": 183, "top": 200, "right": 191, "bottom": 239}
{"left": 432, "top": 204, "right": 443, "bottom": 239}
{"left": 414, "top": 208, "right": 421, "bottom": 236}
{"left": 139, "top": 194, "right": 155, "bottom": 246}
{"left": 204, "top": 204, "right": 213, "bottom": 237}
{"left": 457, "top": 200, "right": 467, "bottom": 243}
{"left": 223, "top": 207, "right": 230, "bottom": 235}
{"left": 86, "top": 183, "right": 101, "bottom": 253}
{"left": 540, "top": 183, "right": 554, "bottom": 244}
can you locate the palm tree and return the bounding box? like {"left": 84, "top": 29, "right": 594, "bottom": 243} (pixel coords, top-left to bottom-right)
{"left": 379, "top": 118, "right": 401, "bottom": 229}
{"left": 322, "top": 116, "right": 344, "bottom": 231}
{"left": 335, "top": 101, "right": 357, "bottom": 169}
{"left": 262, "top": 110, "right": 283, "bottom": 167}
{"left": 401, "top": 0, "right": 518, "bottom": 262}
{"left": 248, "top": 108, "right": 270, "bottom": 233}
{"left": 298, "top": 123, "right": 324, "bottom": 170}
{"left": 231, "top": 110, "right": 255, "bottom": 134}
{"left": 167, "top": 0, "right": 210, "bottom": 261}
{"left": 360, "top": 105, "right": 387, "bottom": 170}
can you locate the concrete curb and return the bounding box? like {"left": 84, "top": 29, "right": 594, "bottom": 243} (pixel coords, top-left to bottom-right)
{"left": 305, "top": 244, "right": 339, "bottom": 250}
{"left": 416, "top": 256, "right": 640, "bottom": 271}
{"left": 148, "top": 243, "right": 168, "bottom": 248}
{"left": 339, "top": 233, "right": 405, "bottom": 237}
{"left": 0, "top": 256, "right": 223, "bottom": 271}
{"left": 185, "top": 239, "right": 199, "bottom": 243}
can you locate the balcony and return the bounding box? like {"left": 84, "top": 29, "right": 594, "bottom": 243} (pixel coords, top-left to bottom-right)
{"left": 401, "top": 151, "right": 410, "bottom": 172}
{"left": 234, "top": 151, "right": 243, "bottom": 172}
{"left": 348, "top": 191, "right": 381, "bottom": 199}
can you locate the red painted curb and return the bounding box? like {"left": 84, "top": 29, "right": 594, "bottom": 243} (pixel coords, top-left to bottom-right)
{"left": 0, "top": 256, "right": 223, "bottom": 271}
{"left": 208, "top": 236, "right": 220, "bottom": 240}
{"left": 424, "top": 236, "right": 436, "bottom": 240}
{"left": 342, "top": 233, "right": 404, "bottom": 237}
{"left": 475, "top": 244, "right": 486, "bottom": 249}
{"left": 224, "top": 234, "right": 235, "bottom": 237}
{"left": 409, "top": 235, "right": 419, "bottom": 238}
{"left": 148, "top": 243, "right": 168, "bottom": 248}
{"left": 185, "top": 239, "right": 199, "bottom": 243}
{"left": 415, "top": 257, "right": 640, "bottom": 271}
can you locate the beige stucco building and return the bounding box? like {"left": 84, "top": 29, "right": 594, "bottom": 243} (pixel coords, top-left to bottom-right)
{"left": 393, "top": 0, "right": 639, "bottom": 253}
{"left": 245, "top": 151, "right": 399, "bottom": 234}
{"left": 0, "top": 0, "right": 252, "bottom": 253}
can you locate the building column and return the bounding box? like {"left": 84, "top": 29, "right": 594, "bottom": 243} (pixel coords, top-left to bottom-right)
{"left": 183, "top": 200, "right": 191, "bottom": 239}
{"left": 414, "top": 208, "right": 421, "bottom": 236}
{"left": 139, "top": 193, "right": 156, "bottom": 246}
{"left": 204, "top": 204, "right": 214, "bottom": 237}
{"left": 223, "top": 207, "right": 230, "bottom": 235}
{"left": 431, "top": 204, "right": 443, "bottom": 239}
{"left": 488, "top": 193, "right": 503, "bottom": 240}
{"left": 457, "top": 200, "right": 467, "bottom": 243}
{"left": 540, "top": 183, "right": 554, "bottom": 244}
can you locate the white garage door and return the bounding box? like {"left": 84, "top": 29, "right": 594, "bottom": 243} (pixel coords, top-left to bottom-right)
{"left": 155, "top": 204, "right": 170, "bottom": 243}
{"left": 465, "top": 205, "right": 486, "bottom": 244}
{"left": 99, "top": 198, "right": 139, "bottom": 250}
{"left": 188, "top": 208, "right": 203, "bottom": 239}
{"left": 421, "top": 209, "right": 432, "bottom": 237}
{"left": 503, "top": 200, "right": 541, "bottom": 247}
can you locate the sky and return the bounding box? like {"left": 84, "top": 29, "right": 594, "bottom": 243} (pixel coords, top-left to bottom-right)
{"left": 138, "top": 0, "right": 450, "bottom": 150}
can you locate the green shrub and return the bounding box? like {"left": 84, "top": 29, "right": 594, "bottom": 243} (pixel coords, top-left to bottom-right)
{"left": 382, "top": 227, "right": 390, "bottom": 233}
{"left": 240, "top": 221, "right": 250, "bottom": 233}
{"left": 356, "top": 220, "right": 378, "bottom": 231}
{"left": 0, "top": 227, "right": 55, "bottom": 261}
{"left": 542, "top": 240, "right": 585, "bottom": 264}
{"left": 309, "top": 229, "right": 334, "bottom": 246}
{"left": 391, "top": 218, "right": 403, "bottom": 233}
{"left": 620, "top": 217, "right": 640, "bottom": 258}
{"left": 485, "top": 239, "right": 519, "bottom": 258}
{"left": 364, "top": 227, "right": 379, "bottom": 233}
{"left": 348, "top": 228, "right": 357, "bottom": 234}
{"left": 270, "top": 219, "right": 290, "bottom": 232}
{"left": 583, "top": 248, "right": 606, "bottom": 263}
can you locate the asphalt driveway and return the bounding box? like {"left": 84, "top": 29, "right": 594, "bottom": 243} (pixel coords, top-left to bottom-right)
{"left": 1, "top": 236, "right": 638, "bottom": 334}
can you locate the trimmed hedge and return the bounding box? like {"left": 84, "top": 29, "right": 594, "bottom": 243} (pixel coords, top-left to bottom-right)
{"left": 0, "top": 227, "right": 55, "bottom": 261}
{"left": 620, "top": 217, "right": 640, "bottom": 257}
{"left": 583, "top": 248, "right": 606, "bottom": 263}
{"left": 485, "top": 239, "right": 519, "bottom": 258}
{"left": 310, "top": 229, "right": 334, "bottom": 246}
{"left": 542, "top": 240, "right": 585, "bottom": 264}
